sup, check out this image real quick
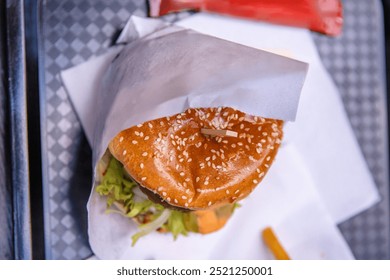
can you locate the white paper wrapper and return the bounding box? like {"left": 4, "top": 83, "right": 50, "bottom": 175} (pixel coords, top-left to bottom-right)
{"left": 61, "top": 16, "right": 355, "bottom": 259}
{"left": 92, "top": 25, "right": 308, "bottom": 168}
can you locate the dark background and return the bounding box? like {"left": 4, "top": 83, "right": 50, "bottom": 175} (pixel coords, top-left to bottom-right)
{"left": 1, "top": 0, "right": 390, "bottom": 259}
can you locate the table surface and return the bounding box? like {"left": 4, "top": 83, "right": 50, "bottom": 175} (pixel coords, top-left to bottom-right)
{"left": 1, "top": 0, "right": 389, "bottom": 259}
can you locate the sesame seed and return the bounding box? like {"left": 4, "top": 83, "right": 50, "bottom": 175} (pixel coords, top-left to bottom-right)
{"left": 187, "top": 158, "right": 192, "bottom": 163}
{"left": 258, "top": 126, "right": 262, "bottom": 131}
{"left": 207, "top": 162, "right": 211, "bottom": 167}
{"left": 141, "top": 177, "right": 147, "bottom": 181}
{"left": 140, "top": 163, "right": 144, "bottom": 169}
{"left": 132, "top": 140, "right": 138, "bottom": 144}
{"left": 185, "top": 178, "right": 190, "bottom": 182}
{"left": 231, "top": 144, "right": 236, "bottom": 148}
{"left": 144, "top": 136, "right": 150, "bottom": 141}
{"left": 185, "top": 203, "right": 189, "bottom": 207}
{"left": 176, "top": 164, "right": 180, "bottom": 170}
{"left": 137, "top": 124, "right": 143, "bottom": 128}
{"left": 253, "top": 179, "right": 258, "bottom": 184}
{"left": 196, "top": 177, "right": 200, "bottom": 182}
{"left": 160, "top": 121, "right": 164, "bottom": 126}
{"left": 239, "top": 117, "right": 245, "bottom": 121}
{"left": 179, "top": 158, "right": 184, "bottom": 162}
{"left": 148, "top": 123, "right": 153, "bottom": 128}
{"left": 208, "top": 201, "right": 212, "bottom": 206}
{"left": 266, "top": 156, "right": 271, "bottom": 161}
{"left": 248, "top": 138, "right": 252, "bottom": 143}
{"left": 174, "top": 199, "right": 178, "bottom": 204}
{"left": 265, "top": 164, "right": 269, "bottom": 168}
{"left": 235, "top": 190, "right": 240, "bottom": 194}
{"left": 204, "top": 181, "right": 209, "bottom": 185}
{"left": 185, "top": 189, "right": 190, "bottom": 193}
{"left": 142, "top": 152, "right": 148, "bottom": 157}
{"left": 256, "top": 168, "right": 261, "bottom": 173}
{"left": 226, "top": 190, "right": 230, "bottom": 194}
{"left": 182, "top": 195, "right": 187, "bottom": 200}
{"left": 205, "top": 157, "right": 211, "bottom": 161}
{"left": 119, "top": 137, "right": 124, "bottom": 142}
{"left": 167, "top": 197, "right": 171, "bottom": 202}
{"left": 222, "top": 140, "right": 228, "bottom": 144}
{"left": 171, "top": 140, "right": 176, "bottom": 146}
{"left": 212, "top": 155, "right": 216, "bottom": 161}
{"left": 180, "top": 172, "right": 185, "bottom": 176}
{"left": 221, "top": 154, "right": 225, "bottom": 160}
{"left": 188, "top": 198, "right": 193, "bottom": 203}
{"left": 123, "top": 150, "right": 127, "bottom": 155}
{"left": 139, "top": 132, "right": 144, "bottom": 137}
{"left": 135, "top": 131, "right": 140, "bottom": 136}
{"left": 238, "top": 142, "right": 243, "bottom": 146}
{"left": 162, "top": 192, "right": 167, "bottom": 196}
{"left": 183, "top": 182, "right": 187, "bottom": 188}
{"left": 240, "top": 124, "right": 244, "bottom": 129}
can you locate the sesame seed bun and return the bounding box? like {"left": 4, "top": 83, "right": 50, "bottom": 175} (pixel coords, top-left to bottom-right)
{"left": 108, "top": 107, "right": 283, "bottom": 210}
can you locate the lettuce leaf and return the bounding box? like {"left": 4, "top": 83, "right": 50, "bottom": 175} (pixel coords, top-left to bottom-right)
{"left": 96, "top": 157, "right": 136, "bottom": 208}
{"left": 165, "top": 211, "right": 188, "bottom": 239}
{"left": 96, "top": 156, "right": 194, "bottom": 244}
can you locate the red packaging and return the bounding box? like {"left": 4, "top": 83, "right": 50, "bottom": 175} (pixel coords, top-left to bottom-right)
{"left": 149, "top": 0, "right": 343, "bottom": 36}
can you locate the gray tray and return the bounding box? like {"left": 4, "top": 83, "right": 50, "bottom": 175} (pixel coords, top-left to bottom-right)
{"left": 38, "top": 0, "right": 389, "bottom": 259}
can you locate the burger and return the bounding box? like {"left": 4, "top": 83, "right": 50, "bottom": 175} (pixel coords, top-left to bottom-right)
{"left": 96, "top": 106, "right": 283, "bottom": 245}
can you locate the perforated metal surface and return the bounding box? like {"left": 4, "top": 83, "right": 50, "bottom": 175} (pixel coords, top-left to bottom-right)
{"left": 312, "top": 0, "right": 389, "bottom": 259}
{"left": 40, "top": 0, "right": 389, "bottom": 259}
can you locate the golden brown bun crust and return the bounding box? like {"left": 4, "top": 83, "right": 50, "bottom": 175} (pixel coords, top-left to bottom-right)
{"left": 109, "top": 107, "right": 283, "bottom": 210}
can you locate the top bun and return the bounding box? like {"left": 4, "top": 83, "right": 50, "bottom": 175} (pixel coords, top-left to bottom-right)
{"left": 109, "top": 107, "right": 283, "bottom": 210}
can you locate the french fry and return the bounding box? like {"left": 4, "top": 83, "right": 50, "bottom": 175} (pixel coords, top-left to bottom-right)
{"left": 262, "top": 227, "right": 291, "bottom": 260}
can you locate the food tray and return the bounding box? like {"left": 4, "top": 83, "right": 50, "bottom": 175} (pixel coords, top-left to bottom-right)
{"left": 33, "top": 0, "right": 389, "bottom": 259}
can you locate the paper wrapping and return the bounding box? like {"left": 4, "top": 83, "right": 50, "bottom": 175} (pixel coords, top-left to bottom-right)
{"left": 82, "top": 18, "right": 308, "bottom": 259}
